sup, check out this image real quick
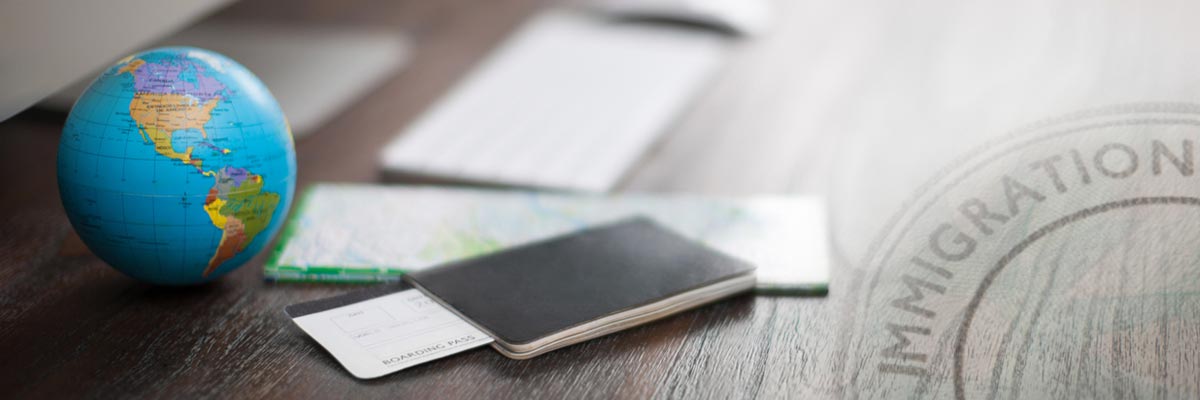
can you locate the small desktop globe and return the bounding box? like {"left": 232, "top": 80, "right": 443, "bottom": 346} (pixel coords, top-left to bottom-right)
{"left": 57, "top": 47, "right": 296, "bottom": 285}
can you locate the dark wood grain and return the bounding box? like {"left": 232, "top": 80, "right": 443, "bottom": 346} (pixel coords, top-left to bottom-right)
{"left": 4, "top": 0, "right": 1200, "bottom": 398}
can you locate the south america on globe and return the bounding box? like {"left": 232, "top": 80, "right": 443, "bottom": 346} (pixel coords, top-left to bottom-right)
{"left": 57, "top": 47, "right": 296, "bottom": 285}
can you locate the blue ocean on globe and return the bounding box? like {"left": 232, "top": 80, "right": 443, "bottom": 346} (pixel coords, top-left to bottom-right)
{"left": 57, "top": 47, "right": 296, "bottom": 285}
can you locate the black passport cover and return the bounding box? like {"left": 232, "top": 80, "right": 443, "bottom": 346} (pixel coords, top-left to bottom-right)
{"left": 403, "top": 216, "right": 756, "bottom": 346}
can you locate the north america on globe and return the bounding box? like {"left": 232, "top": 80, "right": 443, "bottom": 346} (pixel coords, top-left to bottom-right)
{"left": 57, "top": 47, "right": 295, "bottom": 285}
{"left": 118, "top": 55, "right": 281, "bottom": 276}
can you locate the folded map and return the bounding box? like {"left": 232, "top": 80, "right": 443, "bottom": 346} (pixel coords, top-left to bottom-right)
{"left": 266, "top": 184, "right": 829, "bottom": 294}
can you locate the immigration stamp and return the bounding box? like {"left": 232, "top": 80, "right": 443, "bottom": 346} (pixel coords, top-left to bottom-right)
{"left": 847, "top": 103, "right": 1200, "bottom": 398}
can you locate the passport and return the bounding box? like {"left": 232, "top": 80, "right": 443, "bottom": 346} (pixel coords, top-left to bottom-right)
{"left": 404, "top": 216, "right": 757, "bottom": 359}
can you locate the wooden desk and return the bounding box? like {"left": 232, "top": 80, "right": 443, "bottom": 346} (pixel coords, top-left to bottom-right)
{"left": 3, "top": 0, "right": 1198, "bottom": 398}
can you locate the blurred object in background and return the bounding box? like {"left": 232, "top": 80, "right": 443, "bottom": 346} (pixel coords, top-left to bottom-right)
{"left": 40, "top": 21, "right": 409, "bottom": 137}
{"left": 0, "top": 0, "right": 233, "bottom": 121}
{"left": 1, "top": 0, "right": 409, "bottom": 138}
{"left": 381, "top": 0, "right": 769, "bottom": 192}
{"left": 589, "top": 0, "right": 770, "bottom": 36}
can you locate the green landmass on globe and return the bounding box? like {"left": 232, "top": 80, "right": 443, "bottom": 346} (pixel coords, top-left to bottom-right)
{"left": 57, "top": 47, "right": 296, "bottom": 285}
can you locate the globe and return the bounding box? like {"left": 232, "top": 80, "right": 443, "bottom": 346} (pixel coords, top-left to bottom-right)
{"left": 57, "top": 47, "right": 296, "bottom": 285}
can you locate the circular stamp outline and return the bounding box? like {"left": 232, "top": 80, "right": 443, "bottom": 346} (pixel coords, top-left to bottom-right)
{"left": 950, "top": 196, "right": 1200, "bottom": 399}
{"left": 848, "top": 102, "right": 1200, "bottom": 398}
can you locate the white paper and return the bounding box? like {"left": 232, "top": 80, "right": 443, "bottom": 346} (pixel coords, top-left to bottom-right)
{"left": 291, "top": 289, "right": 493, "bottom": 379}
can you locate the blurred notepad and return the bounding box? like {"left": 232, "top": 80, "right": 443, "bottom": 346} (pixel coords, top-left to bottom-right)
{"left": 267, "top": 184, "right": 828, "bottom": 295}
